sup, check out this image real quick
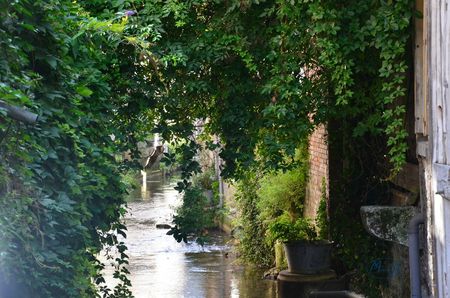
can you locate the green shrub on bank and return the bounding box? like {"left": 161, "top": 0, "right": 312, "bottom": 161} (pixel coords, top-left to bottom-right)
{"left": 193, "top": 167, "right": 216, "bottom": 191}
{"left": 235, "top": 171, "right": 274, "bottom": 267}
{"left": 257, "top": 165, "right": 308, "bottom": 223}
{"left": 168, "top": 187, "right": 216, "bottom": 244}
{"left": 121, "top": 170, "right": 139, "bottom": 196}
{"left": 234, "top": 144, "right": 309, "bottom": 268}
{"left": 316, "top": 179, "right": 329, "bottom": 240}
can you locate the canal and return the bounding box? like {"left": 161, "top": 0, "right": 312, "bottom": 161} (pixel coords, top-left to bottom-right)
{"left": 102, "top": 170, "right": 277, "bottom": 298}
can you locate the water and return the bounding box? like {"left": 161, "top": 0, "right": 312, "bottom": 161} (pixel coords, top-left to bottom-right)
{"left": 101, "top": 171, "right": 277, "bottom": 298}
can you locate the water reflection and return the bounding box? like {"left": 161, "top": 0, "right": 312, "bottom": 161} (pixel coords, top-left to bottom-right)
{"left": 102, "top": 171, "right": 276, "bottom": 298}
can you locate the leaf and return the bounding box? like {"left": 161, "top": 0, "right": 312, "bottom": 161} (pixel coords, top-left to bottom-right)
{"left": 20, "top": 23, "right": 35, "bottom": 31}
{"left": 45, "top": 56, "right": 58, "bottom": 69}
{"left": 117, "top": 229, "right": 127, "bottom": 238}
{"left": 76, "top": 86, "right": 93, "bottom": 97}
{"left": 110, "top": 23, "right": 125, "bottom": 33}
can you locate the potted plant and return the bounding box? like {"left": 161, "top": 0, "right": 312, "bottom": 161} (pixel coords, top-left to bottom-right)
{"left": 267, "top": 215, "right": 332, "bottom": 275}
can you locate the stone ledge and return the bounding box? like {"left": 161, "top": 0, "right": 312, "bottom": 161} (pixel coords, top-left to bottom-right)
{"left": 434, "top": 163, "right": 450, "bottom": 199}
{"left": 360, "top": 206, "right": 418, "bottom": 246}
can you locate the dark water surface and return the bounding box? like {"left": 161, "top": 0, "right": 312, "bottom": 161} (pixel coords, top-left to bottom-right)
{"left": 102, "top": 171, "right": 277, "bottom": 298}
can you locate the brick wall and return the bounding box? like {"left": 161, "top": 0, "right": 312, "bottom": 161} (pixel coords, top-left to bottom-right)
{"left": 304, "top": 124, "right": 329, "bottom": 219}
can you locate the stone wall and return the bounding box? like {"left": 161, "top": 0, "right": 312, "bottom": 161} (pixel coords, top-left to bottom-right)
{"left": 304, "top": 124, "right": 329, "bottom": 219}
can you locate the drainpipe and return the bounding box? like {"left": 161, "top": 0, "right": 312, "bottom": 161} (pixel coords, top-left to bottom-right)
{"left": 0, "top": 100, "right": 38, "bottom": 124}
{"left": 214, "top": 135, "right": 223, "bottom": 208}
{"left": 308, "top": 291, "right": 364, "bottom": 298}
{"left": 408, "top": 213, "right": 424, "bottom": 298}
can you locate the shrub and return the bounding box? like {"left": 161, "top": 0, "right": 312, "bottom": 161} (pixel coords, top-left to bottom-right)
{"left": 192, "top": 167, "right": 216, "bottom": 191}
{"left": 234, "top": 171, "right": 274, "bottom": 267}
{"left": 266, "top": 214, "right": 318, "bottom": 245}
{"left": 168, "top": 187, "right": 216, "bottom": 244}
{"left": 257, "top": 167, "right": 308, "bottom": 222}
{"left": 316, "top": 178, "right": 329, "bottom": 240}
{"left": 257, "top": 144, "right": 309, "bottom": 223}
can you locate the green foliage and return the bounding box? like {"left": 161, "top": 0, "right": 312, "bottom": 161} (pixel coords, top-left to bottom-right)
{"left": 316, "top": 178, "right": 329, "bottom": 240}
{"left": 266, "top": 215, "right": 318, "bottom": 245}
{"left": 234, "top": 171, "right": 274, "bottom": 268}
{"left": 257, "top": 146, "right": 309, "bottom": 222}
{"left": 0, "top": 1, "right": 139, "bottom": 296}
{"left": 253, "top": 143, "right": 313, "bottom": 248}
{"left": 0, "top": 0, "right": 416, "bottom": 295}
{"left": 87, "top": 0, "right": 414, "bottom": 178}
{"left": 192, "top": 167, "right": 216, "bottom": 191}
{"left": 78, "top": 1, "right": 414, "bottom": 265}
{"left": 235, "top": 145, "right": 309, "bottom": 268}
{"left": 161, "top": 139, "right": 201, "bottom": 192}
{"left": 328, "top": 125, "right": 393, "bottom": 296}
{"left": 167, "top": 186, "right": 216, "bottom": 244}
{"left": 120, "top": 170, "right": 139, "bottom": 199}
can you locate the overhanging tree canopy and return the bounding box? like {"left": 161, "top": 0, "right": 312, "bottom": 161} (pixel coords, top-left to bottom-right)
{"left": 84, "top": 0, "right": 413, "bottom": 179}
{"left": 0, "top": 0, "right": 414, "bottom": 296}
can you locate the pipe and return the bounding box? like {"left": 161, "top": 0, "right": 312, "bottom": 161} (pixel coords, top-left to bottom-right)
{"left": 0, "top": 100, "right": 38, "bottom": 124}
{"left": 308, "top": 290, "right": 364, "bottom": 298}
{"left": 408, "top": 213, "right": 424, "bottom": 298}
{"left": 214, "top": 135, "right": 224, "bottom": 208}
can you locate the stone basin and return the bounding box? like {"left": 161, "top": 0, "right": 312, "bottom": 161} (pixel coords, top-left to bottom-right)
{"left": 360, "top": 206, "right": 419, "bottom": 246}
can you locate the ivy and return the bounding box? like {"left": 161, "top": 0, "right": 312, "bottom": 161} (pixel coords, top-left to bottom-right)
{"left": 234, "top": 170, "right": 274, "bottom": 268}
{"left": 0, "top": 1, "right": 138, "bottom": 296}
{"left": 83, "top": 0, "right": 415, "bottom": 178}
{"left": 1, "top": 0, "right": 416, "bottom": 296}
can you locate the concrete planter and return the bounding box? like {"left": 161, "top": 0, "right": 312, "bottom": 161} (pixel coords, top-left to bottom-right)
{"left": 284, "top": 240, "right": 333, "bottom": 274}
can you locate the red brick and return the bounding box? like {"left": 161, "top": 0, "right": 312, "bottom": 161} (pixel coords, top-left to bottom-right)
{"left": 304, "top": 124, "right": 329, "bottom": 219}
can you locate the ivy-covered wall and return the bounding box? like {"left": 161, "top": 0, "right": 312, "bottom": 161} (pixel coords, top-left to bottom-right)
{"left": 0, "top": 1, "right": 142, "bottom": 296}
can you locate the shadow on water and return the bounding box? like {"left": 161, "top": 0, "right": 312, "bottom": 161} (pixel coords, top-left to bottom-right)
{"left": 101, "top": 170, "right": 277, "bottom": 298}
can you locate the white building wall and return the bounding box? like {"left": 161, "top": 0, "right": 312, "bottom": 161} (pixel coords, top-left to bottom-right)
{"left": 418, "top": 0, "right": 450, "bottom": 296}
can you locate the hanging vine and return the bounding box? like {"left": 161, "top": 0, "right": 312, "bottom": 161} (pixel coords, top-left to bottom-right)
{"left": 89, "top": 0, "right": 415, "bottom": 178}
{"left": 0, "top": 1, "right": 139, "bottom": 296}
{"left": 1, "top": 0, "right": 415, "bottom": 296}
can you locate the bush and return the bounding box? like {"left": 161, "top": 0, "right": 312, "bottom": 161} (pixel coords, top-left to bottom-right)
{"left": 256, "top": 144, "right": 309, "bottom": 223}
{"left": 235, "top": 171, "right": 274, "bottom": 267}
{"left": 316, "top": 179, "right": 329, "bottom": 240}
{"left": 168, "top": 187, "right": 216, "bottom": 244}
{"left": 257, "top": 166, "right": 308, "bottom": 222}
{"left": 120, "top": 170, "right": 139, "bottom": 197}
{"left": 0, "top": 2, "right": 134, "bottom": 296}
{"left": 192, "top": 167, "right": 216, "bottom": 191}
{"left": 234, "top": 144, "right": 309, "bottom": 268}
{"left": 266, "top": 214, "right": 318, "bottom": 245}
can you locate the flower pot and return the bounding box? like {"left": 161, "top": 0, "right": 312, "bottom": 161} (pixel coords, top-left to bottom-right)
{"left": 283, "top": 240, "right": 332, "bottom": 274}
